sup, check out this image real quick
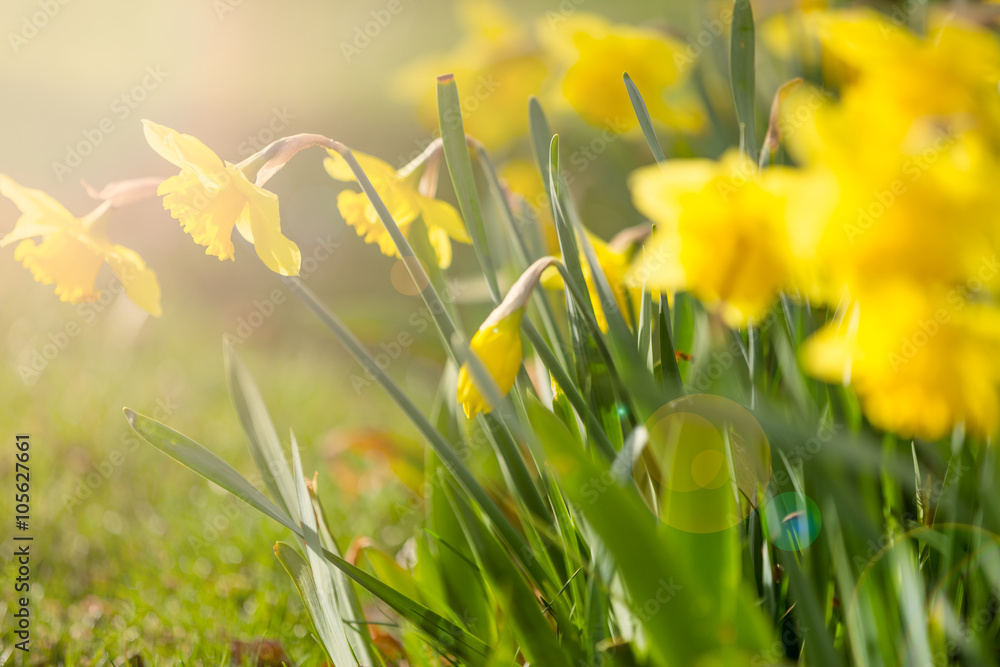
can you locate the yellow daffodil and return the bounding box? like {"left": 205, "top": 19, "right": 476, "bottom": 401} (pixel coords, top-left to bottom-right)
{"left": 803, "top": 285, "right": 1000, "bottom": 440}
{"left": 541, "top": 231, "right": 633, "bottom": 332}
{"left": 143, "top": 120, "right": 301, "bottom": 276}
{"left": 628, "top": 150, "right": 829, "bottom": 327}
{"left": 457, "top": 257, "right": 556, "bottom": 418}
{"left": 324, "top": 149, "right": 470, "bottom": 269}
{"left": 540, "top": 13, "right": 704, "bottom": 133}
{"left": 0, "top": 175, "right": 161, "bottom": 316}
{"left": 457, "top": 310, "right": 524, "bottom": 419}
{"left": 782, "top": 85, "right": 1000, "bottom": 302}
{"left": 811, "top": 10, "right": 1000, "bottom": 136}
{"left": 393, "top": 0, "right": 547, "bottom": 150}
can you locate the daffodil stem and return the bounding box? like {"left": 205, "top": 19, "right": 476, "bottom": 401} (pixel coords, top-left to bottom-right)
{"left": 522, "top": 322, "right": 618, "bottom": 462}
{"left": 330, "top": 142, "right": 463, "bottom": 362}
{"left": 333, "top": 141, "right": 554, "bottom": 528}
{"left": 475, "top": 146, "right": 570, "bottom": 370}
{"left": 283, "top": 276, "right": 551, "bottom": 587}
{"left": 436, "top": 76, "right": 502, "bottom": 304}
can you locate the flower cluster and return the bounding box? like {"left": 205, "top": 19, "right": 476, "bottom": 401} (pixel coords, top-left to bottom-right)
{"left": 394, "top": 0, "right": 704, "bottom": 149}
{"left": 4, "top": 5, "right": 998, "bottom": 446}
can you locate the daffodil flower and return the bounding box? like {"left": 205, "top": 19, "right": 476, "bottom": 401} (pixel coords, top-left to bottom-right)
{"left": 540, "top": 230, "right": 638, "bottom": 332}
{"left": 393, "top": 0, "right": 548, "bottom": 149}
{"left": 781, "top": 84, "right": 1000, "bottom": 302}
{"left": 324, "top": 148, "right": 470, "bottom": 269}
{"left": 457, "top": 257, "right": 555, "bottom": 418}
{"left": 628, "top": 150, "right": 829, "bottom": 327}
{"left": 0, "top": 175, "right": 162, "bottom": 316}
{"left": 803, "top": 285, "right": 1000, "bottom": 440}
{"left": 143, "top": 120, "right": 301, "bottom": 276}
{"left": 541, "top": 13, "right": 704, "bottom": 132}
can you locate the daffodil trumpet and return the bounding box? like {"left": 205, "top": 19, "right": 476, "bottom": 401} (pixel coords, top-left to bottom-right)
{"left": 324, "top": 138, "right": 471, "bottom": 269}
{"left": 457, "top": 257, "right": 561, "bottom": 418}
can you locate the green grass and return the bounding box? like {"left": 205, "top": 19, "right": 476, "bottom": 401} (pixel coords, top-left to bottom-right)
{"left": 0, "top": 269, "right": 442, "bottom": 664}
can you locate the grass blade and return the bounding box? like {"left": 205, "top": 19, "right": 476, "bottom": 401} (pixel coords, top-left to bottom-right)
{"left": 730, "top": 0, "right": 758, "bottom": 162}
{"left": 224, "top": 340, "right": 299, "bottom": 521}
{"left": 623, "top": 73, "right": 667, "bottom": 163}
{"left": 123, "top": 408, "right": 299, "bottom": 533}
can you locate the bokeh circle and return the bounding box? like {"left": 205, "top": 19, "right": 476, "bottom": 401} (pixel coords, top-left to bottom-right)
{"left": 634, "top": 394, "right": 771, "bottom": 533}
{"left": 763, "top": 492, "right": 822, "bottom": 551}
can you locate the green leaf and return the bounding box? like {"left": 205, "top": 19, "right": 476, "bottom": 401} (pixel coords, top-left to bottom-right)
{"left": 623, "top": 73, "right": 667, "bottom": 163}
{"left": 224, "top": 340, "right": 299, "bottom": 521}
{"left": 528, "top": 96, "right": 555, "bottom": 197}
{"left": 437, "top": 74, "right": 500, "bottom": 302}
{"left": 125, "top": 407, "right": 491, "bottom": 663}
{"left": 730, "top": 0, "right": 758, "bottom": 162}
{"left": 290, "top": 432, "right": 363, "bottom": 666}
{"left": 123, "top": 408, "right": 298, "bottom": 534}
{"left": 274, "top": 542, "right": 359, "bottom": 666}
{"left": 443, "top": 479, "right": 578, "bottom": 667}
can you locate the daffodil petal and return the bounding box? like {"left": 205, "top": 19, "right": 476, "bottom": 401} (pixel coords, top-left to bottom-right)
{"left": 418, "top": 196, "right": 470, "bottom": 243}
{"left": 237, "top": 190, "right": 301, "bottom": 276}
{"left": 337, "top": 189, "right": 399, "bottom": 257}
{"left": 14, "top": 232, "right": 104, "bottom": 303}
{"left": 106, "top": 245, "right": 163, "bottom": 317}
{"left": 0, "top": 175, "right": 76, "bottom": 246}
{"left": 456, "top": 311, "right": 524, "bottom": 418}
{"left": 158, "top": 170, "right": 241, "bottom": 260}
{"left": 143, "top": 120, "right": 225, "bottom": 174}
{"left": 323, "top": 150, "right": 399, "bottom": 184}
{"left": 426, "top": 225, "right": 453, "bottom": 269}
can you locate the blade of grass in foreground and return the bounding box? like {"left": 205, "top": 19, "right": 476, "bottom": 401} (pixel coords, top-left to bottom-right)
{"left": 730, "top": 0, "right": 758, "bottom": 162}
{"left": 290, "top": 432, "right": 364, "bottom": 666}
{"left": 124, "top": 409, "right": 492, "bottom": 663}
{"left": 284, "top": 277, "right": 553, "bottom": 589}
{"left": 623, "top": 73, "right": 667, "bottom": 163}
{"left": 224, "top": 341, "right": 299, "bottom": 521}
{"left": 437, "top": 74, "right": 500, "bottom": 302}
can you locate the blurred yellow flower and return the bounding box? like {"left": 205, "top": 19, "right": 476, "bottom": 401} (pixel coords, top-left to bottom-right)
{"left": 457, "top": 310, "right": 524, "bottom": 419}
{"left": 0, "top": 175, "right": 161, "bottom": 316}
{"left": 456, "top": 257, "right": 559, "bottom": 418}
{"left": 143, "top": 120, "right": 301, "bottom": 276}
{"left": 541, "top": 231, "right": 632, "bottom": 332}
{"left": 812, "top": 10, "right": 1000, "bottom": 133}
{"left": 628, "top": 150, "right": 828, "bottom": 327}
{"left": 782, "top": 85, "right": 1000, "bottom": 302}
{"left": 394, "top": 0, "right": 547, "bottom": 150}
{"left": 324, "top": 149, "right": 470, "bottom": 269}
{"left": 803, "top": 285, "right": 1000, "bottom": 440}
{"left": 500, "top": 158, "right": 560, "bottom": 253}
{"left": 541, "top": 13, "right": 704, "bottom": 132}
